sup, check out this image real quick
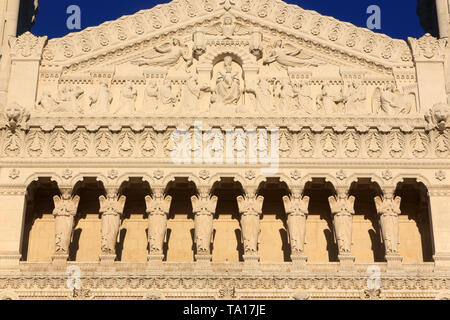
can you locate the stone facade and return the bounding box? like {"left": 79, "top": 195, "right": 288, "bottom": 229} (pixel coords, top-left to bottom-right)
{"left": 1, "top": 0, "right": 450, "bottom": 300}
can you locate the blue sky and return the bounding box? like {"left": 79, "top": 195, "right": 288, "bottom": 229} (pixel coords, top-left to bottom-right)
{"left": 31, "top": 0, "right": 425, "bottom": 40}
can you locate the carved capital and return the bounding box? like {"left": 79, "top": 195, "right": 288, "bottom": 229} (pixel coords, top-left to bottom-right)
{"left": 237, "top": 194, "right": 264, "bottom": 216}
{"left": 374, "top": 194, "right": 401, "bottom": 217}
{"left": 328, "top": 190, "right": 355, "bottom": 217}
{"left": 282, "top": 194, "right": 309, "bottom": 217}
{"left": 52, "top": 191, "right": 79, "bottom": 217}
{"left": 9, "top": 32, "right": 47, "bottom": 60}
{"left": 145, "top": 193, "right": 172, "bottom": 216}
{"left": 408, "top": 33, "right": 447, "bottom": 62}
{"left": 191, "top": 194, "right": 218, "bottom": 216}
{"left": 99, "top": 190, "right": 126, "bottom": 217}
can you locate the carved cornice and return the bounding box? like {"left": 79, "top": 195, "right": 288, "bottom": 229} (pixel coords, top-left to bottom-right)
{"left": 24, "top": 115, "right": 428, "bottom": 132}
{"left": 41, "top": 0, "right": 412, "bottom": 71}
{"left": 0, "top": 270, "right": 449, "bottom": 299}
{"left": 428, "top": 186, "right": 450, "bottom": 197}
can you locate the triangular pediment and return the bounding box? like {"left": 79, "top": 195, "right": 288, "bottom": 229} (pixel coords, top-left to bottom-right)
{"left": 34, "top": 0, "right": 420, "bottom": 120}
{"left": 41, "top": 0, "right": 413, "bottom": 74}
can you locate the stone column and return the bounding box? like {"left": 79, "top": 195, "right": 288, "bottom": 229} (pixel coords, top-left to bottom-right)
{"left": 436, "top": 0, "right": 449, "bottom": 38}
{"left": 374, "top": 187, "right": 403, "bottom": 271}
{"left": 0, "top": 186, "right": 27, "bottom": 270}
{"left": 145, "top": 187, "right": 172, "bottom": 263}
{"left": 428, "top": 187, "right": 450, "bottom": 269}
{"left": 237, "top": 187, "right": 264, "bottom": 264}
{"left": 282, "top": 187, "right": 310, "bottom": 269}
{"left": 52, "top": 187, "right": 80, "bottom": 266}
{"left": 0, "top": 0, "right": 21, "bottom": 104}
{"left": 98, "top": 187, "right": 126, "bottom": 264}
{"left": 191, "top": 186, "right": 218, "bottom": 264}
{"left": 328, "top": 187, "right": 355, "bottom": 269}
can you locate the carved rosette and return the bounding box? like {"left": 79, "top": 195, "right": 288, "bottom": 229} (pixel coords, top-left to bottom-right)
{"left": 328, "top": 189, "right": 355, "bottom": 256}
{"left": 237, "top": 193, "right": 264, "bottom": 257}
{"left": 99, "top": 189, "right": 126, "bottom": 255}
{"left": 374, "top": 191, "right": 401, "bottom": 256}
{"left": 145, "top": 191, "right": 172, "bottom": 258}
{"left": 191, "top": 192, "right": 218, "bottom": 256}
{"left": 282, "top": 193, "right": 310, "bottom": 256}
{"left": 52, "top": 189, "right": 80, "bottom": 255}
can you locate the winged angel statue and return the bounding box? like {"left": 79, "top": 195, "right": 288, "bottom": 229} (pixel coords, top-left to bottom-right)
{"left": 263, "top": 39, "right": 320, "bottom": 68}
{"left": 206, "top": 15, "right": 249, "bottom": 38}
{"left": 132, "top": 38, "right": 193, "bottom": 68}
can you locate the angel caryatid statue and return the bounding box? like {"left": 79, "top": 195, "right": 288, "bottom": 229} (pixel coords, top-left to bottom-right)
{"left": 191, "top": 195, "right": 218, "bottom": 255}
{"left": 328, "top": 193, "right": 355, "bottom": 255}
{"left": 237, "top": 195, "right": 264, "bottom": 256}
{"left": 99, "top": 193, "right": 126, "bottom": 255}
{"left": 374, "top": 194, "right": 401, "bottom": 255}
{"left": 53, "top": 193, "right": 80, "bottom": 254}
{"left": 263, "top": 39, "right": 319, "bottom": 68}
{"left": 133, "top": 38, "right": 193, "bottom": 68}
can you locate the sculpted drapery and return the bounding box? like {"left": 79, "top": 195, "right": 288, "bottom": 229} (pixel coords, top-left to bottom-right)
{"left": 237, "top": 194, "right": 264, "bottom": 256}
{"left": 328, "top": 191, "right": 355, "bottom": 255}
{"left": 374, "top": 192, "right": 402, "bottom": 255}
{"left": 145, "top": 192, "right": 172, "bottom": 256}
{"left": 53, "top": 190, "right": 80, "bottom": 255}
{"left": 191, "top": 194, "right": 218, "bottom": 256}
{"left": 99, "top": 190, "right": 126, "bottom": 255}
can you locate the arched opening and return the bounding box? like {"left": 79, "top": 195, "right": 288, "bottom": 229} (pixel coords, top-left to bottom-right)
{"left": 303, "top": 178, "right": 338, "bottom": 262}
{"left": 395, "top": 179, "right": 433, "bottom": 262}
{"left": 117, "top": 178, "right": 151, "bottom": 262}
{"left": 210, "top": 177, "right": 244, "bottom": 262}
{"left": 71, "top": 178, "right": 105, "bottom": 262}
{"left": 21, "top": 178, "right": 59, "bottom": 262}
{"left": 349, "top": 178, "right": 384, "bottom": 263}
{"left": 257, "top": 178, "right": 291, "bottom": 262}
{"left": 165, "top": 177, "right": 197, "bottom": 262}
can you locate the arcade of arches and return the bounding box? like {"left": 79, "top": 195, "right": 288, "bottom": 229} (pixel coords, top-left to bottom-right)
{"left": 22, "top": 176, "right": 433, "bottom": 265}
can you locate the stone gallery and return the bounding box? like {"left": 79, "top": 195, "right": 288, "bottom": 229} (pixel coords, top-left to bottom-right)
{"left": 0, "top": 0, "right": 450, "bottom": 300}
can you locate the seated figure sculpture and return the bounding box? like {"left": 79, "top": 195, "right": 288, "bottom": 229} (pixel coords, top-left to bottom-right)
{"left": 210, "top": 56, "right": 242, "bottom": 112}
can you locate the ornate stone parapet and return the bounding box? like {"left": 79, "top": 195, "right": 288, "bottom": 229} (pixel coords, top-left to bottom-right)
{"left": 237, "top": 188, "right": 264, "bottom": 264}
{"left": 99, "top": 187, "right": 126, "bottom": 263}
{"left": 328, "top": 187, "right": 355, "bottom": 269}
{"left": 374, "top": 187, "right": 403, "bottom": 271}
{"left": 52, "top": 187, "right": 80, "bottom": 265}
{"left": 282, "top": 188, "right": 309, "bottom": 270}
{"left": 191, "top": 186, "right": 218, "bottom": 263}
{"left": 145, "top": 188, "right": 172, "bottom": 263}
